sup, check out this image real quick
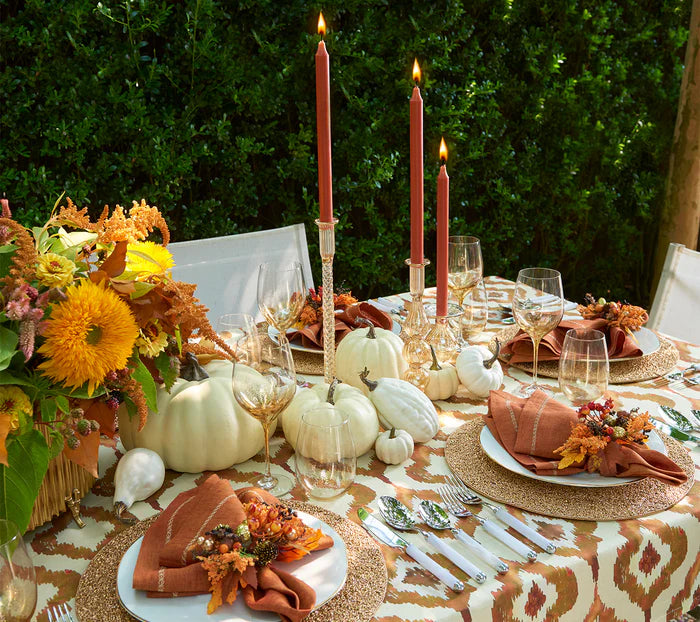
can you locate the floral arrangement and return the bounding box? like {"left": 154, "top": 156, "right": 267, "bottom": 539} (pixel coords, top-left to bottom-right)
{"left": 577, "top": 294, "right": 648, "bottom": 332}
{"left": 0, "top": 197, "right": 232, "bottom": 532}
{"left": 296, "top": 286, "right": 357, "bottom": 327}
{"left": 189, "top": 500, "right": 324, "bottom": 613}
{"left": 555, "top": 398, "right": 653, "bottom": 470}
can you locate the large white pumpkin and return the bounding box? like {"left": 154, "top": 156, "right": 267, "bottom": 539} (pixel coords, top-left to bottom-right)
{"left": 282, "top": 380, "right": 379, "bottom": 457}
{"left": 118, "top": 360, "right": 276, "bottom": 472}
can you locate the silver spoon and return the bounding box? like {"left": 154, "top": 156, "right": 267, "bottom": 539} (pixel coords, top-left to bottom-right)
{"left": 418, "top": 500, "right": 508, "bottom": 574}
{"left": 378, "top": 496, "right": 487, "bottom": 583}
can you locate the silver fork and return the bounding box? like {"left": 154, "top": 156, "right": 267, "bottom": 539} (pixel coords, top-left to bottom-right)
{"left": 438, "top": 485, "right": 537, "bottom": 561}
{"left": 446, "top": 474, "right": 556, "bottom": 553}
{"left": 48, "top": 604, "right": 77, "bottom": 622}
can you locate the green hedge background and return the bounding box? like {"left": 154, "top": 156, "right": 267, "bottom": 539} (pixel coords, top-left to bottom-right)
{"left": 0, "top": 0, "right": 691, "bottom": 304}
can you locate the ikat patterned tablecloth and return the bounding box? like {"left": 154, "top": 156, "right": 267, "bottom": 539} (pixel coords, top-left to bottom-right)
{"left": 25, "top": 277, "right": 700, "bottom": 622}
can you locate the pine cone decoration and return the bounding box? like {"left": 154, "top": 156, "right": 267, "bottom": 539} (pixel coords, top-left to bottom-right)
{"left": 253, "top": 540, "right": 279, "bottom": 566}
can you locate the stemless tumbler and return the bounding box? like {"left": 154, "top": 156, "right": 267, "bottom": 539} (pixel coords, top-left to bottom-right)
{"left": 558, "top": 328, "right": 609, "bottom": 404}
{"left": 0, "top": 519, "right": 36, "bottom": 622}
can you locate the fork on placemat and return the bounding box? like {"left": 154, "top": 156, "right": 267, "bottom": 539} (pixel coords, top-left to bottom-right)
{"left": 47, "top": 603, "right": 77, "bottom": 622}
{"left": 652, "top": 364, "right": 700, "bottom": 389}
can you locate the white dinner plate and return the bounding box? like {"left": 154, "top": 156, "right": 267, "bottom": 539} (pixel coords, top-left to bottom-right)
{"left": 612, "top": 327, "right": 660, "bottom": 362}
{"left": 479, "top": 424, "right": 667, "bottom": 488}
{"left": 269, "top": 321, "right": 402, "bottom": 355}
{"left": 117, "top": 511, "right": 347, "bottom": 621}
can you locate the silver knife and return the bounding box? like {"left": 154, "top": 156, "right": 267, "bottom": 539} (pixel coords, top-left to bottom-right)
{"left": 357, "top": 508, "right": 465, "bottom": 592}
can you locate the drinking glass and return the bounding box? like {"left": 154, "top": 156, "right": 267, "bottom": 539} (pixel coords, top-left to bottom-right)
{"left": 448, "top": 236, "right": 483, "bottom": 345}
{"left": 216, "top": 313, "right": 255, "bottom": 351}
{"left": 0, "top": 520, "right": 36, "bottom": 622}
{"left": 295, "top": 409, "right": 356, "bottom": 500}
{"left": 257, "top": 261, "right": 305, "bottom": 347}
{"left": 558, "top": 328, "right": 609, "bottom": 404}
{"left": 458, "top": 278, "right": 488, "bottom": 342}
{"left": 232, "top": 329, "right": 297, "bottom": 496}
{"left": 512, "top": 268, "right": 564, "bottom": 396}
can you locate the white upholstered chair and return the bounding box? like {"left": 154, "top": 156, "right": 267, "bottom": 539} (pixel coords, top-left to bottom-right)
{"left": 648, "top": 243, "right": 700, "bottom": 343}
{"left": 168, "top": 224, "right": 314, "bottom": 323}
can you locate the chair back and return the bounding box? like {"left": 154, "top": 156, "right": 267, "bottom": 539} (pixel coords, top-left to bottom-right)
{"left": 648, "top": 243, "right": 700, "bottom": 343}
{"left": 168, "top": 224, "right": 314, "bottom": 323}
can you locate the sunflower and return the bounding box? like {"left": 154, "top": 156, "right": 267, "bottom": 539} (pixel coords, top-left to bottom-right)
{"left": 125, "top": 241, "right": 174, "bottom": 277}
{"left": 37, "top": 280, "right": 139, "bottom": 395}
{"left": 0, "top": 386, "right": 32, "bottom": 431}
{"left": 36, "top": 252, "right": 76, "bottom": 288}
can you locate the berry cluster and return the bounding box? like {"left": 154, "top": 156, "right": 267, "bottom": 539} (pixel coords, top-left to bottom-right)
{"left": 577, "top": 399, "right": 647, "bottom": 444}
{"left": 60, "top": 408, "right": 100, "bottom": 450}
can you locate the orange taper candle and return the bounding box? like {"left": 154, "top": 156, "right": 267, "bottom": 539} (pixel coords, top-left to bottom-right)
{"left": 410, "top": 59, "right": 424, "bottom": 263}
{"left": 315, "top": 12, "right": 333, "bottom": 223}
{"left": 436, "top": 138, "right": 449, "bottom": 317}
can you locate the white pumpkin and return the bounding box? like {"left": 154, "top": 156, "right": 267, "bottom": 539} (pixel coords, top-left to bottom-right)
{"left": 424, "top": 346, "right": 459, "bottom": 401}
{"left": 359, "top": 369, "right": 439, "bottom": 442}
{"left": 113, "top": 448, "right": 165, "bottom": 522}
{"left": 375, "top": 428, "right": 414, "bottom": 465}
{"left": 336, "top": 323, "right": 407, "bottom": 394}
{"left": 456, "top": 340, "right": 504, "bottom": 398}
{"left": 118, "top": 360, "right": 276, "bottom": 472}
{"left": 282, "top": 380, "right": 379, "bottom": 457}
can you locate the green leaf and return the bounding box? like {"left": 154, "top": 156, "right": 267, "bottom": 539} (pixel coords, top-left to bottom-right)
{"left": 0, "top": 327, "right": 19, "bottom": 372}
{"left": 0, "top": 431, "right": 50, "bottom": 534}
{"left": 129, "top": 280, "right": 158, "bottom": 299}
{"left": 40, "top": 398, "right": 57, "bottom": 423}
{"left": 67, "top": 385, "right": 106, "bottom": 400}
{"left": 46, "top": 429, "right": 65, "bottom": 461}
{"left": 55, "top": 395, "right": 70, "bottom": 414}
{"left": 0, "top": 244, "right": 17, "bottom": 280}
{"left": 123, "top": 396, "right": 137, "bottom": 420}
{"left": 130, "top": 357, "right": 158, "bottom": 413}
{"left": 154, "top": 352, "right": 178, "bottom": 392}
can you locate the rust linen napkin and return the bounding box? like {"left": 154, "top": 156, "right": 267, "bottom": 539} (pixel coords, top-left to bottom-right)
{"left": 501, "top": 318, "right": 642, "bottom": 363}
{"left": 288, "top": 302, "right": 392, "bottom": 349}
{"left": 485, "top": 390, "right": 687, "bottom": 484}
{"left": 132, "top": 475, "right": 333, "bottom": 621}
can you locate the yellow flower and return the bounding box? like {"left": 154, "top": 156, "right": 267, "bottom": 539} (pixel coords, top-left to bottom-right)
{"left": 135, "top": 323, "right": 169, "bottom": 357}
{"left": 0, "top": 386, "right": 32, "bottom": 431}
{"left": 37, "top": 280, "right": 139, "bottom": 395}
{"left": 125, "top": 241, "right": 174, "bottom": 277}
{"left": 36, "top": 252, "right": 76, "bottom": 288}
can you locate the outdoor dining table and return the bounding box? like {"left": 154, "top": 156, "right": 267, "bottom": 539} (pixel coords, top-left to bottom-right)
{"left": 25, "top": 276, "right": 700, "bottom": 622}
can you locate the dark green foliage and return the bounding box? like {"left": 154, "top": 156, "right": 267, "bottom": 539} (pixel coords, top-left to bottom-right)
{"left": 0, "top": 0, "right": 690, "bottom": 303}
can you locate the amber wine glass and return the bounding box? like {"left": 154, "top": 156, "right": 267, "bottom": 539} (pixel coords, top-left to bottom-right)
{"left": 512, "top": 268, "right": 564, "bottom": 396}
{"left": 232, "top": 330, "right": 297, "bottom": 496}
{"left": 257, "top": 261, "right": 305, "bottom": 347}
{"left": 448, "top": 236, "right": 483, "bottom": 345}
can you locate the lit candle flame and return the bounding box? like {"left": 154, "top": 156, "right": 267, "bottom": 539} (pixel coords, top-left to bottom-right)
{"left": 439, "top": 137, "right": 448, "bottom": 162}
{"left": 318, "top": 12, "right": 326, "bottom": 36}
{"left": 413, "top": 59, "right": 421, "bottom": 83}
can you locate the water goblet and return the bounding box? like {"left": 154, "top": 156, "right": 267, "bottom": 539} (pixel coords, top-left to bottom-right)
{"left": 295, "top": 409, "right": 356, "bottom": 500}
{"left": 0, "top": 519, "right": 36, "bottom": 622}
{"left": 512, "top": 268, "right": 564, "bottom": 396}
{"left": 257, "top": 261, "right": 305, "bottom": 347}
{"left": 558, "top": 328, "right": 609, "bottom": 404}
{"left": 232, "top": 329, "right": 297, "bottom": 496}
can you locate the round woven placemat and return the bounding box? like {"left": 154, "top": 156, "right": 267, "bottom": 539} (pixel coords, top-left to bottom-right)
{"left": 261, "top": 323, "right": 324, "bottom": 376}
{"left": 445, "top": 419, "right": 694, "bottom": 521}
{"left": 75, "top": 502, "right": 386, "bottom": 622}
{"left": 492, "top": 326, "right": 679, "bottom": 384}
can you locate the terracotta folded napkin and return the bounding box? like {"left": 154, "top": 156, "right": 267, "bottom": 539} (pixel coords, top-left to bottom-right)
{"left": 288, "top": 302, "right": 393, "bottom": 349}
{"left": 485, "top": 390, "right": 687, "bottom": 485}
{"left": 501, "top": 318, "right": 643, "bottom": 363}
{"left": 132, "top": 474, "right": 334, "bottom": 622}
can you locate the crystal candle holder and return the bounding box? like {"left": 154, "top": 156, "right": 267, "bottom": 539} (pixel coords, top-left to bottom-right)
{"left": 425, "top": 314, "right": 459, "bottom": 365}
{"left": 402, "top": 258, "right": 430, "bottom": 341}
{"left": 316, "top": 218, "right": 339, "bottom": 383}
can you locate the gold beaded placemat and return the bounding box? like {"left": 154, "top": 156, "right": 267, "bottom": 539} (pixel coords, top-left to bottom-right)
{"left": 445, "top": 419, "right": 695, "bottom": 521}
{"left": 492, "top": 326, "right": 679, "bottom": 384}
{"left": 261, "top": 323, "right": 324, "bottom": 376}
{"left": 75, "top": 502, "right": 386, "bottom": 622}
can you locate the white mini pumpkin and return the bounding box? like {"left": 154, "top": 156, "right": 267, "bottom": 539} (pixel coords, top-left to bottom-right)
{"left": 118, "top": 360, "right": 275, "bottom": 472}
{"left": 359, "top": 369, "right": 439, "bottom": 442}
{"left": 335, "top": 323, "right": 407, "bottom": 394}
{"left": 456, "top": 340, "right": 504, "bottom": 398}
{"left": 375, "top": 428, "right": 414, "bottom": 465}
{"left": 282, "top": 379, "right": 379, "bottom": 457}
{"left": 424, "top": 346, "right": 459, "bottom": 401}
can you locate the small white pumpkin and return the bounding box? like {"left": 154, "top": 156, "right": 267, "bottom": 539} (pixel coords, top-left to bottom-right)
{"left": 118, "top": 360, "right": 276, "bottom": 472}
{"left": 114, "top": 448, "right": 165, "bottom": 522}
{"left": 456, "top": 339, "right": 504, "bottom": 398}
{"left": 282, "top": 379, "right": 379, "bottom": 457}
{"left": 424, "top": 345, "right": 459, "bottom": 401}
{"left": 336, "top": 322, "right": 407, "bottom": 394}
{"left": 375, "top": 428, "right": 414, "bottom": 464}
{"left": 359, "top": 368, "right": 439, "bottom": 442}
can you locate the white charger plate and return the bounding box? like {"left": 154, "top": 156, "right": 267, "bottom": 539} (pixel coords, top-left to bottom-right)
{"left": 117, "top": 511, "right": 347, "bottom": 621}
{"left": 269, "top": 322, "right": 401, "bottom": 355}
{"left": 479, "top": 424, "right": 667, "bottom": 488}
{"left": 612, "top": 327, "right": 659, "bottom": 362}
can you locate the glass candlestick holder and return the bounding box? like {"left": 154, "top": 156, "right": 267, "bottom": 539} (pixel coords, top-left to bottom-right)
{"left": 316, "top": 218, "right": 339, "bottom": 383}
{"left": 425, "top": 314, "right": 459, "bottom": 365}
{"left": 401, "top": 258, "right": 431, "bottom": 341}
{"left": 403, "top": 332, "right": 432, "bottom": 391}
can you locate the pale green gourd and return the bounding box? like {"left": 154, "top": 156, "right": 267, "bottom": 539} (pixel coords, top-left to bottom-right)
{"left": 113, "top": 448, "right": 165, "bottom": 522}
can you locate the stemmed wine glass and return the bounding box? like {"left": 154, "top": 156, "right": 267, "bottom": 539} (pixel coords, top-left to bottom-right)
{"left": 257, "top": 261, "right": 305, "bottom": 347}
{"left": 0, "top": 519, "right": 36, "bottom": 622}
{"left": 232, "top": 329, "right": 297, "bottom": 496}
{"left": 512, "top": 268, "right": 564, "bottom": 396}
{"left": 448, "top": 236, "right": 483, "bottom": 345}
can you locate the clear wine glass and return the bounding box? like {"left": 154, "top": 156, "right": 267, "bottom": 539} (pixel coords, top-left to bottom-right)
{"left": 448, "top": 236, "right": 483, "bottom": 346}
{"left": 558, "top": 328, "right": 609, "bottom": 404}
{"left": 0, "top": 519, "right": 36, "bottom": 622}
{"left": 216, "top": 313, "right": 255, "bottom": 351}
{"left": 232, "top": 329, "right": 297, "bottom": 496}
{"left": 458, "top": 278, "right": 489, "bottom": 342}
{"left": 257, "top": 261, "right": 305, "bottom": 347}
{"left": 512, "top": 267, "right": 564, "bottom": 396}
{"left": 295, "top": 409, "right": 356, "bottom": 500}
